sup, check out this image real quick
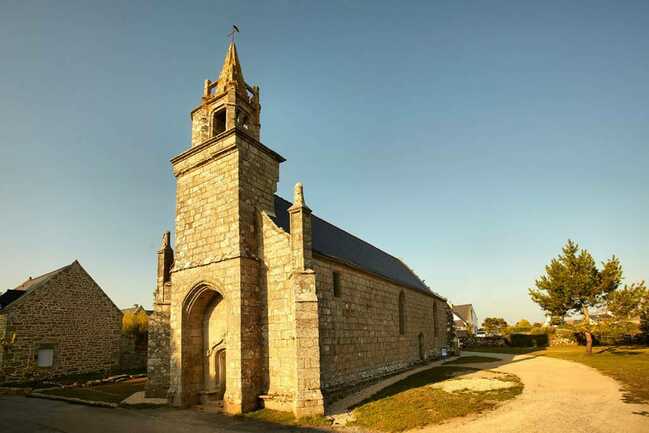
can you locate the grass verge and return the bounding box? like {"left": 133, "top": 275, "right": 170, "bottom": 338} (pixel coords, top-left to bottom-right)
{"left": 40, "top": 378, "right": 145, "bottom": 404}
{"left": 244, "top": 408, "right": 331, "bottom": 428}
{"left": 350, "top": 366, "right": 523, "bottom": 432}
{"left": 469, "top": 345, "right": 649, "bottom": 404}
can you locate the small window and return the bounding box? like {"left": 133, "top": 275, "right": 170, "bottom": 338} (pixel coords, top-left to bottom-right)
{"left": 37, "top": 348, "right": 54, "bottom": 368}
{"left": 399, "top": 291, "right": 406, "bottom": 335}
{"left": 333, "top": 272, "right": 342, "bottom": 298}
{"left": 212, "top": 109, "right": 226, "bottom": 136}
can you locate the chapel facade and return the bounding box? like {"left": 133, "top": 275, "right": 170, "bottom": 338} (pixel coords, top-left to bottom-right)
{"left": 146, "top": 42, "right": 450, "bottom": 417}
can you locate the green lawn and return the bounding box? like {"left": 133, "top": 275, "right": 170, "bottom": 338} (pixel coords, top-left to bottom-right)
{"left": 443, "top": 355, "right": 502, "bottom": 364}
{"left": 469, "top": 345, "right": 649, "bottom": 404}
{"left": 40, "top": 378, "right": 145, "bottom": 404}
{"left": 350, "top": 366, "right": 523, "bottom": 432}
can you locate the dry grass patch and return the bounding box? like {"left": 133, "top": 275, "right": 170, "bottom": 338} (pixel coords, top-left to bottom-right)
{"left": 350, "top": 366, "right": 523, "bottom": 432}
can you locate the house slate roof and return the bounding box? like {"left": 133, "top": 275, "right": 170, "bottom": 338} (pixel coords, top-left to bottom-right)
{"left": 0, "top": 290, "right": 26, "bottom": 310}
{"left": 0, "top": 263, "right": 73, "bottom": 311}
{"left": 272, "top": 195, "right": 443, "bottom": 299}
{"left": 452, "top": 304, "right": 474, "bottom": 322}
{"left": 122, "top": 305, "right": 153, "bottom": 316}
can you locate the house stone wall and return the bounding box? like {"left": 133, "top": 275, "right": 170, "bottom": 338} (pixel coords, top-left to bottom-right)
{"left": 0, "top": 262, "right": 122, "bottom": 383}
{"left": 313, "top": 256, "right": 448, "bottom": 398}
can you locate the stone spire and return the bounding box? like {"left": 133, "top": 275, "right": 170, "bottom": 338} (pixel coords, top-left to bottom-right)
{"left": 215, "top": 42, "right": 247, "bottom": 94}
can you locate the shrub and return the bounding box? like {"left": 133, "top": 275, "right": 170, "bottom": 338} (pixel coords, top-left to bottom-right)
{"left": 507, "top": 333, "right": 549, "bottom": 348}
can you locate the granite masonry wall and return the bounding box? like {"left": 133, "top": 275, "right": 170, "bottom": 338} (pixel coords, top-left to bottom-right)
{"left": 0, "top": 262, "right": 122, "bottom": 383}
{"left": 313, "top": 256, "right": 448, "bottom": 398}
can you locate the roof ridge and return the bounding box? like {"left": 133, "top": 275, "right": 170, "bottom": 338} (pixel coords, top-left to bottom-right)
{"left": 13, "top": 261, "right": 75, "bottom": 291}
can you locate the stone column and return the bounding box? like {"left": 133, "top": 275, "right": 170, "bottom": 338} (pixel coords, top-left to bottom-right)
{"left": 288, "top": 183, "right": 324, "bottom": 416}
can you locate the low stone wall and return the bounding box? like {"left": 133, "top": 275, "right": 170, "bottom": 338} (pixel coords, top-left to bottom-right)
{"left": 119, "top": 334, "right": 147, "bottom": 371}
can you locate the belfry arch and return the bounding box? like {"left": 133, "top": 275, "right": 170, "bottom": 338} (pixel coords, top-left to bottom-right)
{"left": 181, "top": 283, "right": 228, "bottom": 405}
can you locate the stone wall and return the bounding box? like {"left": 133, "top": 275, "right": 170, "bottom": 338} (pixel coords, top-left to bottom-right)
{"left": 146, "top": 303, "right": 170, "bottom": 397}
{"left": 166, "top": 132, "right": 281, "bottom": 412}
{"left": 313, "top": 256, "right": 447, "bottom": 398}
{"left": 0, "top": 262, "right": 122, "bottom": 383}
{"left": 259, "top": 211, "right": 296, "bottom": 400}
{"left": 120, "top": 333, "right": 147, "bottom": 371}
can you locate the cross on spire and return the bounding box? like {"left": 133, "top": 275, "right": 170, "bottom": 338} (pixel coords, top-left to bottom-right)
{"left": 227, "top": 25, "right": 240, "bottom": 44}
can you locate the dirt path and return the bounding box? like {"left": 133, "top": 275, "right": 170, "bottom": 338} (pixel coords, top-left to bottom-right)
{"left": 414, "top": 352, "right": 649, "bottom": 433}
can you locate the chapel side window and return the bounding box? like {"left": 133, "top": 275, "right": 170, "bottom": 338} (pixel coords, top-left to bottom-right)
{"left": 333, "top": 271, "right": 342, "bottom": 298}
{"left": 399, "top": 291, "right": 405, "bottom": 335}
{"left": 433, "top": 302, "right": 438, "bottom": 337}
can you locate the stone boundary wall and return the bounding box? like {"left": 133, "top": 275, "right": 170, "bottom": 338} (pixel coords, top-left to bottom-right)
{"left": 119, "top": 333, "right": 147, "bottom": 371}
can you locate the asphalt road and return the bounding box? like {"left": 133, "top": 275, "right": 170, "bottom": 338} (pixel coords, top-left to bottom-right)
{"left": 0, "top": 397, "right": 329, "bottom": 433}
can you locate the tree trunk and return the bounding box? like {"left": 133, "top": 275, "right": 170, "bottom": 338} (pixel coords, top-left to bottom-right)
{"left": 583, "top": 306, "right": 593, "bottom": 354}
{"left": 585, "top": 331, "right": 593, "bottom": 354}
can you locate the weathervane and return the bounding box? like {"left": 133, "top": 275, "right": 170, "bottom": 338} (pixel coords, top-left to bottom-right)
{"left": 227, "top": 25, "right": 240, "bottom": 43}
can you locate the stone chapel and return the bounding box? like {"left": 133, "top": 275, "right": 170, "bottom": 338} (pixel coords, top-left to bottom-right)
{"left": 146, "top": 41, "right": 450, "bottom": 417}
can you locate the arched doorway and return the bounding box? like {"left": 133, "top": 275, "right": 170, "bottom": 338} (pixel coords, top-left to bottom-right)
{"left": 182, "top": 284, "right": 227, "bottom": 405}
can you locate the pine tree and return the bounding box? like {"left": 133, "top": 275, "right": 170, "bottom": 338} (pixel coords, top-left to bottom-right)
{"left": 529, "top": 240, "right": 622, "bottom": 354}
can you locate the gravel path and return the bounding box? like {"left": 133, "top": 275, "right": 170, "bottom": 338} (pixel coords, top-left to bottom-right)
{"left": 414, "top": 351, "right": 649, "bottom": 433}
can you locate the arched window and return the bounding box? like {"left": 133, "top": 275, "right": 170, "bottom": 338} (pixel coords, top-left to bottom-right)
{"left": 433, "top": 302, "right": 438, "bottom": 337}
{"left": 398, "top": 291, "right": 405, "bottom": 335}
{"left": 212, "top": 109, "right": 226, "bottom": 136}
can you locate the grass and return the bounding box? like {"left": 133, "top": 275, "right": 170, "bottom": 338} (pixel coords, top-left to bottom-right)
{"left": 469, "top": 345, "right": 649, "bottom": 404}
{"left": 40, "top": 378, "right": 145, "bottom": 404}
{"left": 443, "top": 355, "right": 502, "bottom": 364}
{"left": 350, "top": 366, "right": 523, "bottom": 432}
{"left": 244, "top": 408, "right": 331, "bottom": 428}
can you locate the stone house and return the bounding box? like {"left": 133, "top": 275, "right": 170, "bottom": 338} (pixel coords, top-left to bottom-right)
{"left": 0, "top": 261, "right": 122, "bottom": 383}
{"left": 146, "top": 42, "right": 450, "bottom": 416}
{"left": 452, "top": 304, "right": 479, "bottom": 337}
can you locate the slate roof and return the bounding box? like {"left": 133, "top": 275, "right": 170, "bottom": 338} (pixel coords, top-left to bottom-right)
{"left": 0, "top": 263, "right": 74, "bottom": 311}
{"left": 122, "top": 305, "right": 153, "bottom": 316}
{"left": 452, "top": 304, "right": 473, "bottom": 322}
{"left": 0, "top": 290, "right": 26, "bottom": 310}
{"left": 272, "top": 195, "right": 442, "bottom": 299}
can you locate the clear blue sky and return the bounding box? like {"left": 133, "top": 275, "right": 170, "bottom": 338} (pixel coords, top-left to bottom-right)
{"left": 1, "top": 1, "right": 648, "bottom": 324}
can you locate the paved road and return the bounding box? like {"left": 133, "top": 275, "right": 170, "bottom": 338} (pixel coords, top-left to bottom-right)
{"left": 0, "top": 397, "right": 328, "bottom": 433}
{"left": 415, "top": 352, "right": 649, "bottom": 433}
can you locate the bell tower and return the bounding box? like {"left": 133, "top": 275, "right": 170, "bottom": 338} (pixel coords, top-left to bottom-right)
{"left": 191, "top": 42, "right": 261, "bottom": 146}
{"left": 165, "top": 41, "right": 285, "bottom": 413}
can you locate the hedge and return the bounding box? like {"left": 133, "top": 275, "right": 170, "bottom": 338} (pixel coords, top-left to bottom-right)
{"left": 507, "top": 333, "right": 549, "bottom": 347}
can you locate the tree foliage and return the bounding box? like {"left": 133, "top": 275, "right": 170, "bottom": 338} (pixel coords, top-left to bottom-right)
{"left": 529, "top": 240, "right": 623, "bottom": 353}
{"left": 482, "top": 317, "right": 508, "bottom": 335}
{"left": 122, "top": 309, "right": 148, "bottom": 339}
{"left": 513, "top": 319, "right": 532, "bottom": 332}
